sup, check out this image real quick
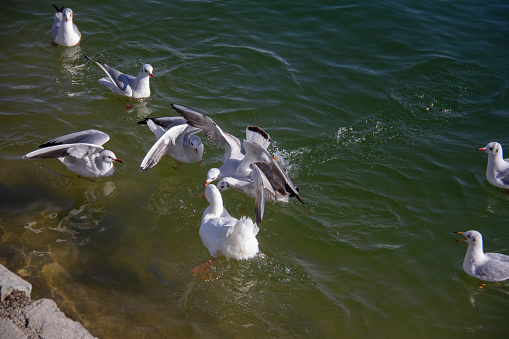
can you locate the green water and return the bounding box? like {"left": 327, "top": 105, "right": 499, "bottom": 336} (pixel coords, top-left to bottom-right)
{"left": 1, "top": 0, "right": 509, "bottom": 337}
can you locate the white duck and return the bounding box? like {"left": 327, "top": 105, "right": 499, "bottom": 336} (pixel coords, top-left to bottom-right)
{"left": 23, "top": 130, "right": 123, "bottom": 178}
{"left": 138, "top": 117, "right": 204, "bottom": 171}
{"left": 85, "top": 56, "right": 154, "bottom": 99}
{"left": 200, "top": 184, "right": 260, "bottom": 260}
{"left": 456, "top": 230, "right": 509, "bottom": 282}
{"left": 51, "top": 4, "right": 81, "bottom": 47}
{"left": 477, "top": 142, "right": 509, "bottom": 189}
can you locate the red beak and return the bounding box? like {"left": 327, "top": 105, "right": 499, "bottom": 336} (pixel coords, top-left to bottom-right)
{"left": 150, "top": 73, "right": 154, "bottom": 78}
{"left": 195, "top": 148, "right": 198, "bottom": 154}
{"left": 476, "top": 147, "right": 486, "bottom": 151}
{"left": 114, "top": 158, "right": 123, "bottom": 163}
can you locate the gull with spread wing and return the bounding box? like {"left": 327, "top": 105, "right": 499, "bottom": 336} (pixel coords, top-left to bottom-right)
{"left": 85, "top": 56, "right": 153, "bottom": 99}
{"left": 138, "top": 117, "right": 204, "bottom": 171}
{"left": 23, "top": 129, "right": 122, "bottom": 177}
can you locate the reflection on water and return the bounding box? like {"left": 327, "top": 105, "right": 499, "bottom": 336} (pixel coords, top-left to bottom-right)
{"left": 22, "top": 181, "right": 116, "bottom": 245}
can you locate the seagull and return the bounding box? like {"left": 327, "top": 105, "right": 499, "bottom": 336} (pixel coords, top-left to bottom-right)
{"left": 51, "top": 4, "right": 81, "bottom": 47}
{"left": 171, "top": 103, "right": 303, "bottom": 224}
{"left": 171, "top": 103, "right": 303, "bottom": 201}
{"left": 138, "top": 117, "right": 204, "bottom": 171}
{"left": 477, "top": 142, "right": 509, "bottom": 189}
{"left": 85, "top": 56, "right": 154, "bottom": 99}
{"left": 455, "top": 230, "right": 509, "bottom": 282}
{"left": 200, "top": 184, "right": 260, "bottom": 260}
{"left": 23, "top": 130, "right": 123, "bottom": 178}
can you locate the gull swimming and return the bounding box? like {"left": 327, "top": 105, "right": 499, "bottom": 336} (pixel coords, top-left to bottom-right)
{"left": 200, "top": 184, "right": 260, "bottom": 260}
{"left": 477, "top": 142, "right": 509, "bottom": 189}
{"left": 138, "top": 117, "right": 204, "bottom": 171}
{"left": 85, "top": 56, "right": 154, "bottom": 99}
{"left": 455, "top": 230, "right": 509, "bottom": 282}
{"left": 51, "top": 4, "right": 81, "bottom": 47}
{"left": 23, "top": 130, "right": 123, "bottom": 177}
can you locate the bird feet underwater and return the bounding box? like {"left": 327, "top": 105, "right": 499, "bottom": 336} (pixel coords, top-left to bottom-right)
{"left": 191, "top": 258, "right": 218, "bottom": 281}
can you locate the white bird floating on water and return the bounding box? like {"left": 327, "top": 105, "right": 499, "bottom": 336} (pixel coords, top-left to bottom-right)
{"left": 455, "top": 230, "right": 509, "bottom": 282}
{"left": 477, "top": 142, "right": 509, "bottom": 189}
{"left": 51, "top": 4, "right": 81, "bottom": 47}
{"left": 85, "top": 56, "right": 154, "bottom": 99}
{"left": 23, "top": 130, "right": 123, "bottom": 178}
{"left": 200, "top": 184, "right": 260, "bottom": 260}
{"left": 138, "top": 117, "right": 204, "bottom": 171}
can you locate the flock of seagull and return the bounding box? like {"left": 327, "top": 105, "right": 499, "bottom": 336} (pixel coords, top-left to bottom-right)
{"left": 23, "top": 5, "right": 304, "bottom": 265}
{"left": 22, "top": 5, "right": 509, "bottom": 281}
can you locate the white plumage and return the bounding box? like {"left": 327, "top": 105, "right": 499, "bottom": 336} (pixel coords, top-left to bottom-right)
{"left": 200, "top": 184, "right": 260, "bottom": 260}
{"left": 51, "top": 5, "right": 81, "bottom": 47}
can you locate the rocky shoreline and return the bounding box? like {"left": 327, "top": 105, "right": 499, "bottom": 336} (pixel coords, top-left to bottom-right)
{"left": 0, "top": 264, "right": 95, "bottom": 339}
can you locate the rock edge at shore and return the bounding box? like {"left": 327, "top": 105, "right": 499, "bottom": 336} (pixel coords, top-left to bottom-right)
{"left": 0, "top": 263, "right": 96, "bottom": 339}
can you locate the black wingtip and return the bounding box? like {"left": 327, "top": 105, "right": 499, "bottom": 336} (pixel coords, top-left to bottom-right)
{"left": 52, "top": 4, "right": 64, "bottom": 12}
{"left": 39, "top": 141, "right": 62, "bottom": 148}
{"left": 137, "top": 118, "right": 150, "bottom": 125}
{"left": 247, "top": 126, "right": 271, "bottom": 142}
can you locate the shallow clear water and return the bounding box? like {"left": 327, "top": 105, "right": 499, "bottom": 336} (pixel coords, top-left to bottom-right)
{"left": 1, "top": 0, "right": 509, "bottom": 337}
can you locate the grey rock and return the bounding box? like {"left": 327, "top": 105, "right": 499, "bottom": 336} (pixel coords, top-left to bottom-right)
{"left": 0, "top": 264, "right": 32, "bottom": 301}
{"left": 0, "top": 318, "right": 26, "bottom": 339}
{"left": 24, "top": 299, "right": 95, "bottom": 339}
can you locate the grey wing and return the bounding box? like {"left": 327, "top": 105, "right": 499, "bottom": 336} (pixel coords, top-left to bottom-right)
{"left": 170, "top": 103, "right": 240, "bottom": 158}
{"left": 252, "top": 164, "right": 267, "bottom": 225}
{"left": 243, "top": 142, "right": 304, "bottom": 204}
{"left": 140, "top": 134, "right": 172, "bottom": 172}
{"left": 498, "top": 168, "right": 509, "bottom": 185}
{"left": 140, "top": 124, "right": 188, "bottom": 172}
{"left": 475, "top": 259, "right": 509, "bottom": 281}
{"left": 138, "top": 116, "right": 187, "bottom": 129}
{"left": 39, "top": 130, "right": 109, "bottom": 148}
{"left": 486, "top": 253, "right": 509, "bottom": 263}
{"left": 24, "top": 143, "right": 103, "bottom": 159}
{"left": 85, "top": 56, "right": 130, "bottom": 95}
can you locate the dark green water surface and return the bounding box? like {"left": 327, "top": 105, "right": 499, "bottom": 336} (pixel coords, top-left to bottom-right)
{"left": 1, "top": 0, "right": 509, "bottom": 337}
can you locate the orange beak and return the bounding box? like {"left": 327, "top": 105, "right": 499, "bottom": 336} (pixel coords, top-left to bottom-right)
{"left": 455, "top": 231, "right": 466, "bottom": 242}
{"left": 476, "top": 147, "right": 485, "bottom": 151}
{"left": 203, "top": 181, "right": 210, "bottom": 188}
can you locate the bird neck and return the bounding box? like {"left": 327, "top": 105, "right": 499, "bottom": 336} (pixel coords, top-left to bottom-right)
{"left": 466, "top": 239, "right": 485, "bottom": 264}
{"left": 207, "top": 191, "right": 224, "bottom": 217}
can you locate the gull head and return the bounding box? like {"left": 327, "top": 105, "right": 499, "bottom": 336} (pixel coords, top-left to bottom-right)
{"left": 477, "top": 142, "right": 502, "bottom": 156}
{"left": 217, "top": 178, "right": 231, "bottom": 192}
{"left": 204, "top": 168, "right": 220, "bottom": 187}
{"left": 101, "top": 150, "right": 123, "bottom": 164}
{"left": 63, "top": 8, "right": 73, "bottom": 22}
{"left": 190, "top": 135, "right": 202, "bottom": 154}
{"left": 455, "top": 230, "right": 482, "bottom": 245}
{"left": 142, "top": 64, "right": 154, "bottom": 78}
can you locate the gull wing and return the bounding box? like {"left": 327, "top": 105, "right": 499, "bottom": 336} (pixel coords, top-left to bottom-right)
{"left": 171, "top": 103, "right": 242, "bottom": 160}
{"left": 39, "top": 130, "right": 110, "bottom": 148}
{"left": 24, "top": 143, "right": 103, "bottom": 160}
{"left": 243, "top": 142, "right": 304, "bottom": 204}
{"left": 138, "top": 117, "right": 187, "bottom": 129}
{"left": 85, "top": 56, "right": 131, "bottom": 96}
{"left": 140, "top": 124, "right": 188, "bottom": 172}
